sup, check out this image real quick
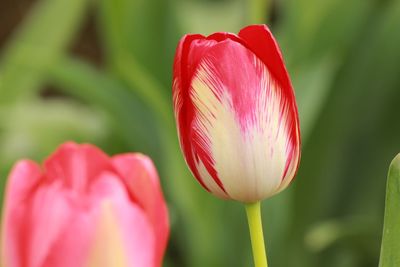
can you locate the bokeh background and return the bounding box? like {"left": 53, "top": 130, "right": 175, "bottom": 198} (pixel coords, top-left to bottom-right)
{"left": 1, "top": 0, "right": 400, "bottom": 266}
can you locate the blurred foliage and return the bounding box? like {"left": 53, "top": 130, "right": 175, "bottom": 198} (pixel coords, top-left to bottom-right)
{"left": 1, "top": 0, "right": 400, "bottom": 266}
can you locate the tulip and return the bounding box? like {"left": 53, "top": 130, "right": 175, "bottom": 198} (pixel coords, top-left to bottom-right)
{"left": 1, "top": 142, "right": 169, "bottom": 267}
{"left": 172, "top": 24, "right": 301, "bottom": 203}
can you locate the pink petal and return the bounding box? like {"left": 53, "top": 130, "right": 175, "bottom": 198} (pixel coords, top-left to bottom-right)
{"left": 87, "top": 171, "right": 155, "bottom": 267}
{"left": 41, "top": 209, "right": 94, "bottom": 267}
{"left": 238, "top": 25, "right": 293, "bottom": 94}
{"left": 112, "top": 154, "right": 169, "bottom": 267}
{"left": 2, "top": 160, "right": 42, "bottom": 267}
{"left": 44, "top": 142, "right": 114, "bottom": 193}
{"left": 28, "top": 182, "right": 73, "bottom": 267}
{"left": 2, "top": 143, "right": 169, "bottom": 267}
{"left": 114, "top": 199, "right": 155, "bottom": 267}
{"left": 42, "top": 169, "right": 150, "bottom": 267}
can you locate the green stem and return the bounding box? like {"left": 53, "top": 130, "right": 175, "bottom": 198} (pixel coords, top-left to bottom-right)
{"left": 245, "top": 202, "right": 268, "bottom": 267}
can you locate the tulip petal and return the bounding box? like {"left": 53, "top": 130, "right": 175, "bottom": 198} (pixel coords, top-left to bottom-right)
{"left": 112, "top": 154, "right": 169, "bottom": 267}
{"left": 238, "top": 25, "right": 293, "bottom": 95}
{"left": 87, "top": 172, "right": 155, "bottom": 267}
{"left": 1, "top": 160, "right": 42, "bottom": 267}
{"left": 28, "top": 182, "right": 75, "bottom": 267}
{"left": 173, "top": 34, "right": 216, "bottom": 192}
{"left": 239, "top": 27, "right": 301, "bottom": 180}
{"left": 113, "top": 199, "right": 154, "bottom": 267}
{"left": 40, "top": 170, "right": 129, "bottom": 267}
{"left": 185, "top": 32, "right": 244, "bottom": 84}
{"left": 31, "top": 184, "right": 97, "bottom": 267}
{"left": 1, "top": 142, "right": 168, "bottom": 267}
{"left": 173, "top": 25, "right": 300, "bottom": 202}
{"left": 189, "top": 39, "right": 299, "bottom": 202}
{"left": 85, "top": 201, "right": 130, "bottom": 267}
{"left": 6, "top": 178, "right": 81, "bottom": 267}
{"left": 41, "top": 209, "right": 94, "bottom": 267}
{"left": 44, "top": 142, "right": 113, "bottom": 193}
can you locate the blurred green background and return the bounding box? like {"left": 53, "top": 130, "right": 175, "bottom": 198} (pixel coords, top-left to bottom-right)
{"left": 1, "top": 0, "right": 400, "bottom": 266}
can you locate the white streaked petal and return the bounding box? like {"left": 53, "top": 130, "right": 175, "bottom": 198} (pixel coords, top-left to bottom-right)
{"left": 195, "top": 160, "right": 229, "bottom": 199}
{"left": 190, "top": 46, "right": 296, "bottom": 202}
{"left": 276, "top": 132, "right": 300, "bottom": 194}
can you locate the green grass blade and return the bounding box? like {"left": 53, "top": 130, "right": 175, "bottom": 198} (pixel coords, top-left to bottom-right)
{"left": 379, "top": 154, "right": 400, "bottom": 267}
{"left": 0, "top": 0, "right": 90, "bottom": 104}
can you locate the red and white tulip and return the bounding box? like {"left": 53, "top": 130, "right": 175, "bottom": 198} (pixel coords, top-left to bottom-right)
{"left": 172, "top": 25, "right": 301, "bottom": 203}
{"left": 1, "top": 142, "right": 169, "bottom": 267}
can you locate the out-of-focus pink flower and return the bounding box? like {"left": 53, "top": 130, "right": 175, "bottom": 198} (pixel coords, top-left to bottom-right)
{"left": 172, "top": 24, "right": 301, "bottom": 203}
{"left": 1, "top": 142, "right": 169, "bottom": 267}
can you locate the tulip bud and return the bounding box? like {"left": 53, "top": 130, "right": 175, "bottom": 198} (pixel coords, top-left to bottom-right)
{"left": 172, "top": 24, "right": 301, "bottom": 203}
{"left": 1, "top": 142, "right": 169, "bottom": 267}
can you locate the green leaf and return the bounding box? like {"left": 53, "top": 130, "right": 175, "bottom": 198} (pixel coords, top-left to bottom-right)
{"left": 379, "top": 154, "right": 400, "bottom": 267}
{"left": 0, "top": 0, "right": 90, "bottom": 104}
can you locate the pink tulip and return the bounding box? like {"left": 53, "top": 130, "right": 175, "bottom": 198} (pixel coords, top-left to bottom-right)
{"left": 1, "top": 142, "right": 169, "bottom": 267}
{"left": 172, "top": 24, "right": 301, "bottom": 203}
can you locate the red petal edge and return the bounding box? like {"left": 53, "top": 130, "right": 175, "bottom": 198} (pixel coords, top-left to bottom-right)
{"left": 239, "top": 25, "right": 292, "bottom": 96}
{"left": 173, "top": 34, "right": 211, "bottom": 192}
{"left": 173, "top": 34, "right": 229, "bottom": 194}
